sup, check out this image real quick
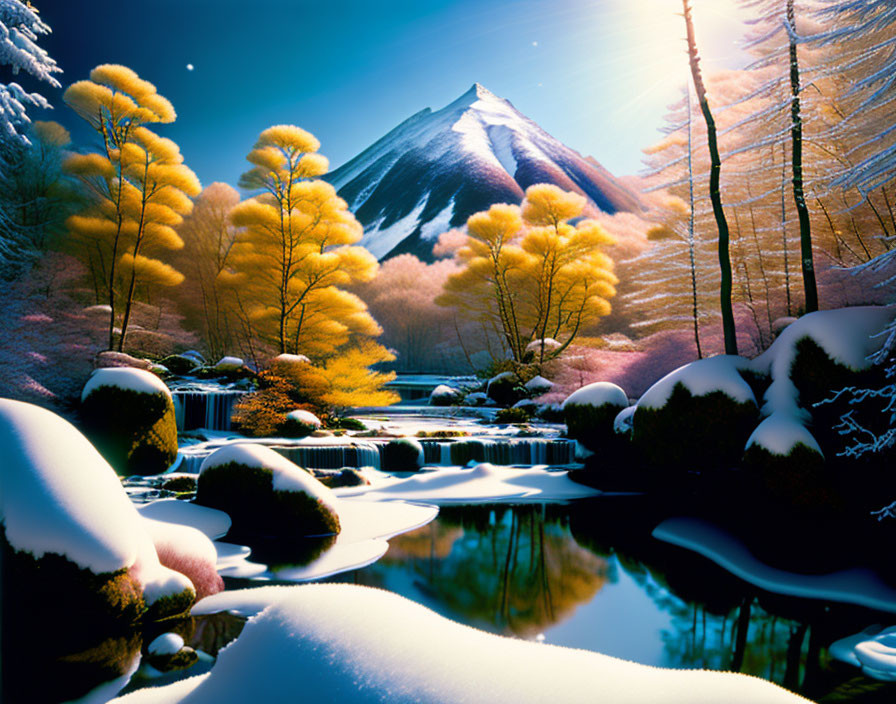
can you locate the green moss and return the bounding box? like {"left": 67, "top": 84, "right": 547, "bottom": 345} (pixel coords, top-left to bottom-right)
{"left": 328, "top": 417, "right": 367, "bottom": 431}
{"left": 145, "top": 588, "right": 196, "bottom": 622}
{"left": 80, "top": 386, "right": 177, "bottom": 475}
{"left": 279, "top": 416, "right": 317, "bottom": 438}
{"left": 157, "top": 354, "right": 200, "bottom": 376}
{"left": 563, "top": 402, "right": 624, "bottom": 453}
{"left": 160, "top": 475, "right": 197, "bottom": 493}
{"left": 147, "top": 646, "right": 198, "bottom": 672}
{"left": 494, "top": 407, "right": 533, "bottom": 424}
{"left": 1, "top": 528, "right": 146, "bottom": 655}
{"left": 486, "top": 376, "right": 525, "bottom": 407}
{"left": 313, "top": 468, "right": 370, "bottom": 488}
{"left": 196, "top": 462, "right": 340, "bottom": 537}
{"left": 632, "top": 382, "right": 759, "bottom": 474}
{"left": 742, "top": 442, "right": 841, "bottom": 515}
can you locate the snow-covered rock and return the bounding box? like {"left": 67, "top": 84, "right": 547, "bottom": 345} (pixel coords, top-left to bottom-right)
{"left": 196, "top": 444, "right": 341, "bottom": 538}
{"left": 214, "top": 356, "right": 244, "bottom": 372}
{"left": 524, "top": 375, "right": 554, "bottom": 394}
{"left": 0, "top": 400, "right": 197, "bottom": 631}
{"left": 116, "top": 584, "right": 809, "bottom": 704}
{"left": 830, "top": 626, "right": 896, "bottom": 681}
{"left": 632, "top": 356, "right": 760, "bottom": 473}
{"left": 463, "top": 391, "right": 490, "bottom": 406}
{"left": 486, "top": 371, "right": 523, "bottom": 406}
{"left": 271, "top": 353, "right": 310, "bottom": 366}
{"left": 81, "top": 367, "right": 178, "bottom": 475}
{"left": 147, "top": 633, "right": 184, "bottom": 657}
{"left": 381, "top": 437, "right": 425, "bottom": 472}
{"left": 142, "top": 517, "right": 224, "bottom": 600}
{"left": 561, "top": 382, "right": 628, "bottom": 452}
{"left": 429, "top": 384, "right": 463, "bottom": 406}
{"left": 94, "top": 350, "right": 154, "bottom": 371}
{"left": 525, "top": 338, "right": 562, "bottom": 358}
{"left": 282, "top": 409, "right": 322, "bottom": 437}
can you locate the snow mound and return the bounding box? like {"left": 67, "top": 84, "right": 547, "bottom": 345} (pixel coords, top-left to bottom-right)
{"left": 81, "top": 367, "right": 171, "bottom": 402}
{"left": 272, "top": 353, "right": 310, "bottom": 365}
{"left": 142, "top": 517, "right": 223, "bottom": 599}
{"left": 429, "top": 384, "right": 463, "bottom": 404}
{"left": 745, "top": 413, "right": 823, "bottom": 457}
{"left": 463, "top": 392, "right": 490, "bottom": 406}
{"left": 148, "top": 633, "right": 184, "bottom": 657}
{"left": 347, "top": 463, "right": 599, "bottom": 504}
{"left": 285, "top": 409, "right": 322, "bottom": 428}
{"left": 654, "top": 517, "right": 896, "bottom": 612}
{"left": 200, "top": 443, "right": 337, "bottom": 509}
{"left": 0, "top": 399, "right": 143, "bottom": 573}
{"left": 562, "top": 381, "right": 627, "bottom": 409}
{"left": 831, "top": 626, "right": 896, "bottom": 681}
{"left": 137, "top": 499, "right": 231, "bottom": 540}
{"left": 525, "top": 338, "right": 562, "bottom": 356}
{"left": 129, "top": 584, "right": 811, "bottom": 704}
{"left": 637, "top": 356, "right": 755, "bottom": 411}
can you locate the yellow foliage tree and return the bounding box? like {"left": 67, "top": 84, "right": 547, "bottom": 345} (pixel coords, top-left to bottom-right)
{"left": 228, "top": 124, "right": 380, "bottom": 356}
{"left": 62, "top": 64, "right": 200, "bottom": 350}
{"left": 312, "top": 341, "right": 399, "bottom": 412}
{"left": 437, "top": 184, "right": 618, "bottom": 364}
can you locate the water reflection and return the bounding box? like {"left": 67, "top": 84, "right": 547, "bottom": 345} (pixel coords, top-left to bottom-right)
{"left": 333, "top": 498, "right": 896, "bottom": 701}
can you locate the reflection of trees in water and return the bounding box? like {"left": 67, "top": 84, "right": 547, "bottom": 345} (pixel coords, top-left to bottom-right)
{"left": 376, "top": 505, "right": 613, "bottom": 638}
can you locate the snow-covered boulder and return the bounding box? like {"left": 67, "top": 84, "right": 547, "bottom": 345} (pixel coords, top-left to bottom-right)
{"left": 463, "top": 391, "right": 490, "bottom": 406}
{"left": 524, "top": 375, "right": 554, "bottom": 394}
{"left": 831, "top": 626, "right": 896, "bottom": 681}
{"left": 632, "top": 356, "right": 761, "bottom": 473}
{"left": 486, "top": 371, "right": 524, "bottom": 407}
{"left": 214, "top": 356, "right": 244, "bottom": 372}
{"left": 429, "top": 384, "right": 463, "bottom": 406}
{"left": 94, "top": 350, "right": 154, "bottom": 371}
{"left": 271, "top": 353, "right": 311, "bottom": 366}
{"left": 80, "top": 367, "right": 178, "bottom": 475}
{"left": 0, "top": 400, "right": 197, "bottom": 642}
{"left": 196, "top": 444, "right": 341, "bottom": 538}
{"left": 142, "top": 517, "right": 224, "bottom": 600}
{"left": 524, "top": 337, "right": 562, "bottom": 359}
{"left": 281, "top": 409, "right": 322, "bottom": 438}
{"left": 561, "top": 382, "right": 628, "bottom": 452}
{"left": 381, "top": 437, "right": 425, "bottom": 472}
{"left": 741, "top": 414, "right": 833, "bottom": 512}
{"left": 117, "top": 584, "right": 810, "bottom": 704}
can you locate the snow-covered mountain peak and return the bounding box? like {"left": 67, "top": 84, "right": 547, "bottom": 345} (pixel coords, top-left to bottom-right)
{"left": 325, "top": 85, "right": 640, "bottom": 261}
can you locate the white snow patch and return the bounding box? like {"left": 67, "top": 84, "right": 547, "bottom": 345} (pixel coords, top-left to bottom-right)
{"left": 365, "top": 197, "right": 429, "bottom": 260}
{"left": 81, "top": 367, "right": 171, "bottom": 402}
{"left": 487, "top": 123, "right": 518, "bottom": 177}
{"left": 129, "top": 584, "right": 812, "bottom": 704}
{"left": 136, "top": 499, "right": 231, "bottom": 540}
{"left": 525, "top": 338, "right": 562, "bottom": 356}
{"left": 562, "top": 381, "right": 628, "bottom": 409}
{"left": 272, "top": 353, "right": 310, "bottom": 365}
{"left": 654, "top": 517, "right": 896, "bottom": 612}
{"left": 346, "top": 463, "right": 599, "bottom": 504}
{"left": 419, "top": 198, "right": 455, "bottom": 242}
{"left": 745, "top": 413, "right": 823, "bottom": 456}
{"left": 148, "top": 633, "right": 184, "bottom": 657}
{"left": 831, "top": 627, "right": 896, "bottom": 681}
{"left": 638, "top": 355, "right": 756, "bottom": 411}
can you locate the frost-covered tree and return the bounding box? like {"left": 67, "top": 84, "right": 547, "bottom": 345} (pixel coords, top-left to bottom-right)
{"left": 0, "top": 0, "right": 60, "bottom": 155}
{"left": 228, "top": 125, "right": 380, "bottom": 357}
{"left": 437, "top": 184, "right": 617, "bottom": 365}
{"left": 62, "top": 64, "right": 200, "bottom": 351}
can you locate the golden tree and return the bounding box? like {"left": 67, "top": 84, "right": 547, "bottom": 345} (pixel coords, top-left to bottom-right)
{"left": 228, "top": 125, "right": 380, "bottom": 356}
{"left": 62, "top": 64, "right": 200, "bottom": 350}
{"left": 437, "top": 184, "right": 617, "bottom": 364}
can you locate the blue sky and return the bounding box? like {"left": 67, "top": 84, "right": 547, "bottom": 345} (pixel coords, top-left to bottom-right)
{"left": 32, "top": 0, "right": 749, "bottom": 188}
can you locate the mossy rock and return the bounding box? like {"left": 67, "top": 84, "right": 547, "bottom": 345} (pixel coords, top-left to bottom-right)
{"left": 486, "top": 375, "right": 525, "bottom": 407}
{"left": 160, "top": 475, "right": 197, "bottom": 493}
{"left": 1, "top": 529, "right": 146, "bottom": 655}
{"left": 632, "top": 382, "right": 759, "bottom": 475}
{"left": 564, "top": 403, "right": 625, "bottom": 453}
{"left": 144, "top": 587, "right": 197, "bottom": 622}
{"left": 196, "top": 462, "right": 340, "bottom": 538}
{"left": 494, "top": 406, "right": 533, "bottom": 424}
{"left": 80, "top": 386, "right": 177, "bottom": 475}
{"left": 147, "top": 645, "right": 198, "bottom": 672}
{"left": 279, "top": 416, "right": 317, "bottom": 438}
{"left": 381, "top": 438, "right": 424, "bottom": 472}
{"left": 742, "top": 442, "right": 842, "bottom": 515}
{"left": 312, "top": 468, "right": 370, "bottom": 488}
{"left": 158, "top": 354, "right": 201, "bottom": 376}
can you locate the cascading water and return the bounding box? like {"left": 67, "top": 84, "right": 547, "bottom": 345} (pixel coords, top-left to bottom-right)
{"left": 420, "top": 438, "right": 575, "bottom": 466}
{"left": 172, "top": 390, "right": 247, "bottom": 431}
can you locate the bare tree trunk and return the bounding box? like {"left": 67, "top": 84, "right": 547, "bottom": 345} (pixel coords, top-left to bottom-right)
{"left": 683, "top": 0, "right": 737, "bottom": 354}
{"left": 787, "top": 0, "right": 818, "bottom": 313}
{"left": 686, "top": 82, "right": 703, "bottom": 358}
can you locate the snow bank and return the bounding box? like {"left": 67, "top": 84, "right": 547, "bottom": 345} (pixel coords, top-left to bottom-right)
{"left": 0, "top": 399, "right": 143, "bottom": 573}
{"left": 136, "top": 499, "right": 231, "bottom": 540}
{"left": 346, "top": 463, "right": 599, "bottom": 504}
{"left": 562, "top": 381, "right": 627, "bottom": 409}
{"left": 637, "top": 356, "right": 755, "bottom": 411}
{"left": 745, "top": 413, "right": 823, "bottom": 457}
{"left": 125, "top": 584, "right": 813, "bottom": 704}
{"left": 81, "top": 366, "right": 171, "bottom": 401}
{"left": 831, "top": 626, "right": 896, "bottom": 681}
{"left": 654, "top": 517, "right": 896, "bottom": 612}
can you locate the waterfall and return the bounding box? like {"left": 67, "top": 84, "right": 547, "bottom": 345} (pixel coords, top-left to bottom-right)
{"left": 420, "top": 439, "right": 576, "bottom": 466}
{"left": 172, "top": 390, "right": 247, "bottom": 431}
{"left": 273, "top": 442, "right": 381, "bottom": 471}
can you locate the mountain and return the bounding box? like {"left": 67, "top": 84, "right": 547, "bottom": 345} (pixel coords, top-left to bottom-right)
{"left": 326, "top": 83, "right": 641, "bottom": 262}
